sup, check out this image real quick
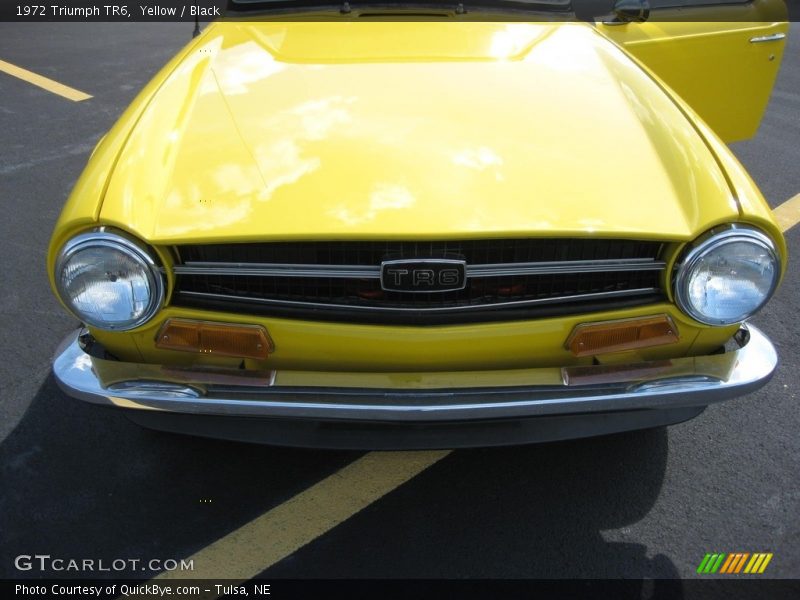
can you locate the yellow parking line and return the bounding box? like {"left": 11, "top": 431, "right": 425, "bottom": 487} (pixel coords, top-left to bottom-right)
{"left": 774, "top": 192, "right": 800, "bottom": 233}
{"left": 156, "top": 450, "right": 450, "bottom": 582}
{"left": 0, "top": 59, "right": 92, "bottom": 102}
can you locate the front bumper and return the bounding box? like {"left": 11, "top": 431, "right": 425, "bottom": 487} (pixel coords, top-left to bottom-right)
{"left": 52, "top": 323, "right": 777, "bottom": 447}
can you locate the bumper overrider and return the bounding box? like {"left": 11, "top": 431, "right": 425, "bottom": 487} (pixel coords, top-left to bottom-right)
{"left": 52, "top": 324, "right": 778, "bottom": 449}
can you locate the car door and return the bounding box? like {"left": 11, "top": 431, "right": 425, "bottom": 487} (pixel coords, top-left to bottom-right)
{"left": 596, "top": 0, "right": 789, "bottom": 142}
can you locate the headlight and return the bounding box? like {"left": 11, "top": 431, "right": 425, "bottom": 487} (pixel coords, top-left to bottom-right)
{"left": 55, "top": 231, "right": 165, "bottom": 331}
{"left": 674, "top": 226, "right": 779, "bottom": 325}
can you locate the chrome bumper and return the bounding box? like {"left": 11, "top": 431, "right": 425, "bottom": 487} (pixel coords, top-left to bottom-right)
{"left": 52, "top": 324, "right": 777, "bottom": 422}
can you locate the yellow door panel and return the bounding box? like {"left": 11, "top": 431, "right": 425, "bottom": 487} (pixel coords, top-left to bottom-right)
{"left": 597, "top": 0, "right": 788, "bottom": 142}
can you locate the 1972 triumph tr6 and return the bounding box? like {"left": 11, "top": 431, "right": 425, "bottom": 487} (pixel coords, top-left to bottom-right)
{"left": 50, "top": 0, "right": 789, "bottom": 448}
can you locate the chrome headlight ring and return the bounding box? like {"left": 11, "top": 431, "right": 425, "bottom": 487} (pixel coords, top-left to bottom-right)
{"left": 674, "top": 225, "right": 780, "bottom": 326}
{"left": 55, "top": 230, "right": 165, "bottom": 331}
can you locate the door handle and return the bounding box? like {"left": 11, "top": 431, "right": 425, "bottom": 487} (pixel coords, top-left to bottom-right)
{"left": 749, "top": 33, "right": 786, "bottom": 43}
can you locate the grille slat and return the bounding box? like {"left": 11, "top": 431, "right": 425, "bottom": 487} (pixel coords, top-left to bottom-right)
{"left": 172, "top": 239, "right": 665, "bottom": 325}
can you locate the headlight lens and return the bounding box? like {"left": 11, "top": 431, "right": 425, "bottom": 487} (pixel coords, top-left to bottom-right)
{"left": 674, "top": 226, "right": 779, "bottom": 325}
{"left": 55, "top": 231, "right": 164, "bottom": 330}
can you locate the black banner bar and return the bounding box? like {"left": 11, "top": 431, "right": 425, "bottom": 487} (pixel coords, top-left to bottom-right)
{"left": 2, "top": 1, "right": 226, "bottom": 21}
{"left": 5, "top": 579, "right": 800, "bottom": 600}
{"left": 0, "top": 0, "right": 798, "bottom": 22}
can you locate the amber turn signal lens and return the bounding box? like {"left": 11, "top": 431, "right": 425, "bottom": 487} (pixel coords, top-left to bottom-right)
{"left": 566, "top": 315, "right": 678, "bottom": 357}
{"left": 156, "top": 319, "right": 274, "bottom": 360}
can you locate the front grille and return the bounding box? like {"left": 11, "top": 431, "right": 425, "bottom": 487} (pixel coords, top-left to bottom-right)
{"left": 177, "top": 239, "right": 660, "bottom": 266}
{"left": 172, "top": 239, "right": 666, "bottom": 325}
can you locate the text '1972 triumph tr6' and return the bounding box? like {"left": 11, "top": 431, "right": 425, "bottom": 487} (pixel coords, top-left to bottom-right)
{"left": 50, "top": 0, "right": 789, "bottom": 448}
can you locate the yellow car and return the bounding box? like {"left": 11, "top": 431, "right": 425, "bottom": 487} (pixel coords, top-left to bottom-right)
{"left": 49, "top": 0, "right": 789, "bottom": 448}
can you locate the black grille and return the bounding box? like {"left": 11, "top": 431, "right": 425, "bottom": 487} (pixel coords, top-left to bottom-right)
{"left": 178, "top": 239, "right": 661, "bottom": 266}
{"left": 173, "top": 239, "right": 665, "bottom": 325}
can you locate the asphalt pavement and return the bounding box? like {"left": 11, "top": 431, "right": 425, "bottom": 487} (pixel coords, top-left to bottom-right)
{"left": 0, "top": 20, "right": 798, "bottom": 587}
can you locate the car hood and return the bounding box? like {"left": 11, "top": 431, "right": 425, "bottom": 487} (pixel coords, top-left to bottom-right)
{"left": 101, "top": 21, "right": 739, "bottom": 244}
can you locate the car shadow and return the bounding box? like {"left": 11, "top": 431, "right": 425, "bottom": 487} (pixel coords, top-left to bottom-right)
{"left": 1, "top": 374, "right": 681, "bottom": 592}
{"left": 0, "top": 374, "right": 361, "bottom": 579}
{"left": 263, "top": 424, "right": 683, "bottom": 594}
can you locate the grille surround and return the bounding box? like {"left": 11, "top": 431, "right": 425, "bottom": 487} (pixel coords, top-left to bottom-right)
{"left": 171, "top": 239, "right": 666, "bottom": 325}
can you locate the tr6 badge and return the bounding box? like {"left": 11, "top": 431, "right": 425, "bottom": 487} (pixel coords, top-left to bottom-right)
{"left": 380, "top": 259, "right": 467, "bottom": 293}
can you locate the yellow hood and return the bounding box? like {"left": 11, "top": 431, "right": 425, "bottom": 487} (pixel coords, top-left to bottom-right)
{"left": 100, "top": 21, "right": 739, "bottom": 243}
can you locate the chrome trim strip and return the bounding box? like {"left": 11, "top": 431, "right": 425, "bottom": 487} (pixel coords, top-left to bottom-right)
{"left": 749, "top": 33, "right": 786, "bottom": 43}
{"left": 52, "top": 324, "right": 777, "bottom": 422}
{"left": 171, "top": 258, "right": 665, "bottom": 279}
{"left": 174, "top": 263, "right": 380, "bottom": 278}
{"left": 177, "top": 287, "right": 660, "bottom": 313}
{"left": 468, "top": 259, "right": 665, "bottom": 278}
